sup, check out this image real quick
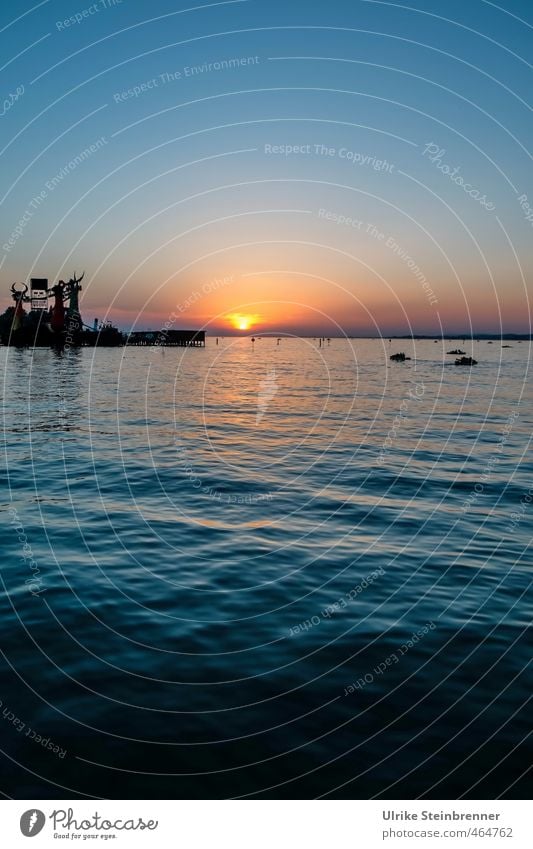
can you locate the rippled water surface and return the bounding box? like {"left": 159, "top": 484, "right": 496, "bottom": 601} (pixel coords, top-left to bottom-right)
{"left": 1, "top": 338, "right": 531, "bottom": 798}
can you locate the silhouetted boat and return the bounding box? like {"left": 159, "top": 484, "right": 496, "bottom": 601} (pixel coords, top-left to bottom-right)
{"left": 390, "top": 352, "right": 411, "bottom": 362}
{"left": 455, "top": 356, "right": 477, "bottom": 366}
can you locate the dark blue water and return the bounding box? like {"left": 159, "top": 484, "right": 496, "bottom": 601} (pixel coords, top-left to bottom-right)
{"left": 1, "top": 339, "right": 531, "bottom": 798}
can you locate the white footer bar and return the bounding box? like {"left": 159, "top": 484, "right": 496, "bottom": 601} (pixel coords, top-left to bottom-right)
{"left": 1, "top": 799, "right": 529, "bottom": 848}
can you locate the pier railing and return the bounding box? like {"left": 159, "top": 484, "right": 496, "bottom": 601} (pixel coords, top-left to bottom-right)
{"left": 125, "top": 330, "right": 205, "bottom": 347}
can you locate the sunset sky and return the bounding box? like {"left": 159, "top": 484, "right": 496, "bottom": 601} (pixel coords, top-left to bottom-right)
{"left": 0, "top": 0, "right": 531, "bottom": 335}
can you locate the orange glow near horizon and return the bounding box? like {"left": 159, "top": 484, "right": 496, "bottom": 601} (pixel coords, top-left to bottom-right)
{"left": 226, "top": 313, "right": 260, "bottom": 332}
{"left": 85, "top": 266, "right": 533, "bottom": 336}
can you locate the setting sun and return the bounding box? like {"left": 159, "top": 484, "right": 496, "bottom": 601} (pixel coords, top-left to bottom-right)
{"left": 227, "top": 313, "right": 259, "bottom": 332}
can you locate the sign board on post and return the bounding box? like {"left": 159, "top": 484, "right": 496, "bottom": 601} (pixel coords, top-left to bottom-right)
{"left": 30, "top": 278, "right": 48, "bottom": 311}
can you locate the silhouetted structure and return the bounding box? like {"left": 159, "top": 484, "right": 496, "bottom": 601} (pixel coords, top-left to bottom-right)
{"left": 0, "top": 272, "right": 123, "bottom": 347}
{"left": 126, "top": 329, "right": 205, "bottom": 347}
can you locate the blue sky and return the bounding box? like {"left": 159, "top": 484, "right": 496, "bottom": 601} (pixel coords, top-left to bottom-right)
{"left": 1, "top": 0, "right": 532, "bottom": 334}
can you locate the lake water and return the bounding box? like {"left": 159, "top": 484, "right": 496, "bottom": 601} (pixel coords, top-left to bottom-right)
{"left": 1, "top": 338, "right": 531, "bottom": 798}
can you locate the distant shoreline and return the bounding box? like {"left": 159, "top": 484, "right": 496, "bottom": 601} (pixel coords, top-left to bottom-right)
{"left": 208, "top": 333, "right": 533, "bottom": 341}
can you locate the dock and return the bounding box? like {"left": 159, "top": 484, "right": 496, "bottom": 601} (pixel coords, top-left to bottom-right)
{"left": 126, "top": 329, "right": 205, "bottom": 347}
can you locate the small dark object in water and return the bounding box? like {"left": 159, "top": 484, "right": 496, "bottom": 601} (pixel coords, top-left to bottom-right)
{"left": 390, "top": 352, "right": 411, "bottom": 362}
{"left": 455, "top": 356, "right": 477, "bottom": 366}
{"left": 502, "top": 344, "right": 512, "bottom": 348}
{"left": 447, "top": 349, "right": 465, "bottom": 355}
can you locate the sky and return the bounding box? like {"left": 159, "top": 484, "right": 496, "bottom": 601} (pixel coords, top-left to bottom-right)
{"left": 0, "top": 0, "right": 532, "bottom": 335}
